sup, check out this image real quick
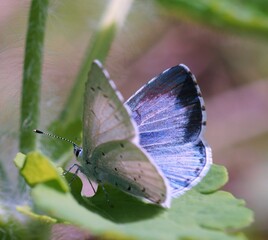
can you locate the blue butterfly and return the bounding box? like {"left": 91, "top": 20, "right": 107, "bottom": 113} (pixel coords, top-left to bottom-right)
{"left": 35, "top": 61, "right": 212, "bottom": 208}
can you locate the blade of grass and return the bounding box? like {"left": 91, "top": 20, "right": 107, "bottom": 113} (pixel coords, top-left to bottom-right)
{"left": 40, "top": 0, "right": 134, "bottom": 164}
{"left": 19, "top": 0, "right": 49, "bottom": 192}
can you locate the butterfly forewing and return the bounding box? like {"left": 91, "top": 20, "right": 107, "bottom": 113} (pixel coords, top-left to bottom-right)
{"left": 83, "top": 61, "right": 137, "bottom": 153}
{"left": 91, "top": 140, "right": 170, "bottom": 207}
{"left": 126, "top": 64, "right": 212, "bottom": 197}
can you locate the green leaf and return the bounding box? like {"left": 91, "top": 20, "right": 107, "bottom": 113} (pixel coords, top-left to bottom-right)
{"left": 15, "top": 152, "right": 68, "bottom": 192}
{"left": 15, "top": 152, "right": 253, "bottom": 240}
{"left": 195, "top": 164, "right": 228, "bottom": 193}
{"left": 0, "top": 213, "right": 51, "bottom": 240}
{"left": 156, "top": 0, "right": 268, "bottom": 37}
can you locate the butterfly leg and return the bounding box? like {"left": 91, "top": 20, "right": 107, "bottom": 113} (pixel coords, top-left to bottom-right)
{"left": 64, "top": 164, "right": 96, "bottom": 194}
{"left": 85, "top": 175, "right": 96, "bottom": 194}
{"left": 63, "top": 163, "right": 81, "bottom": 185}
{"left": 64, "top": 163, "right": 81, "bottom": 174}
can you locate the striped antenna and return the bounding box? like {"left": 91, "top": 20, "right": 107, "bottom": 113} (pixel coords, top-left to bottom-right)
{"left": 33, "top": 129, "right": 77, "bottom": 146}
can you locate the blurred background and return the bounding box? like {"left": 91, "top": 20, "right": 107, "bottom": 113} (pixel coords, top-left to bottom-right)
{"left": 0, "top": 0, "right": 268, "bottom": 239}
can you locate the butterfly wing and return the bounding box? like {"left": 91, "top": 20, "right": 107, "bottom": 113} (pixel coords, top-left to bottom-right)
{"left": 91, "top": 140, "right": 171, "bottom": 207}
{"left": 126, "top": 64, "right": 212, "bottom": 197}
{"left": 82, "top": 60, "right": 171, "bottom": 207}
{"left": 83, "top": 60, "right": 138, "bottom": 153}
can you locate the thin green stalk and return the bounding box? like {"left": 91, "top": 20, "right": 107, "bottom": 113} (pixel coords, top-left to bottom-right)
{"left": 42, "top": 0, "right": 133, "bottom": 164}
{"left": 19, "top": 0, "right": 49, "bottom": 154}
{"left": 19, "top": 0, "right": 49, "bottom": 193}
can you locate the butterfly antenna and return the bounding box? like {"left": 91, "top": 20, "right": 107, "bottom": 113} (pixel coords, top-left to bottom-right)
{"left": 33, "top": 129, "right": 77, "bottom": 146}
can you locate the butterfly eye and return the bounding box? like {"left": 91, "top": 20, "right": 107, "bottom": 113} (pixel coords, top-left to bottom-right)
{"left": 74, "top": 146, "right": 82, "bottom": 157}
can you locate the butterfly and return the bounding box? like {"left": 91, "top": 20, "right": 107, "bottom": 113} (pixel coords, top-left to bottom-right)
{"left": 77, "top": 60, "right": 212, "bottom": 206}
{"left": 35, "top": 60, "right": 212, "bottom": 208}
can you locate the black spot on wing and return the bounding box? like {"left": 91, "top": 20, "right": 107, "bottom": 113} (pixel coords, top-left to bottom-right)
{"left": 184, "top": 178, "right": 191, "bottom": 187}
{"left": 196, "top": 140, "right": 206, "bottom": 156}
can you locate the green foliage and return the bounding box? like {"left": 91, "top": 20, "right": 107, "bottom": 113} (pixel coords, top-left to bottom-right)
{"left": 14, "top": 152, "right": 253, "bottom": 240}
{"left": 0, "top": 217, "right": 51, "bottom": 240}
{"left": 157, "top": 0, "right": 268, "bottom": 37}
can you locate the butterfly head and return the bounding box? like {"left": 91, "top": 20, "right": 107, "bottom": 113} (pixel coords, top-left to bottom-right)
{"left": 73, "top": 144, "right": 82, "bottom": 158}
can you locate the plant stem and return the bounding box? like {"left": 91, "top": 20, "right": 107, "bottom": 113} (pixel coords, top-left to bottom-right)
{"left": 19, "top": 0, "right": 49, "bottom": 190}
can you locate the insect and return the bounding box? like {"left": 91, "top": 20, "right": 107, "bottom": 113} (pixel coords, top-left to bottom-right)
{"left": 35, "top": 60, "right": 212, "bottom": 208}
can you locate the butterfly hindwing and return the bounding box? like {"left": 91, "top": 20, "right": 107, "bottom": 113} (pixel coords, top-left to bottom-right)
{"left": 126, "top": 64, "right": 212, "bottom": 197}
{"left": 90, "top": 140, "right": 171, "bottom": 207}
